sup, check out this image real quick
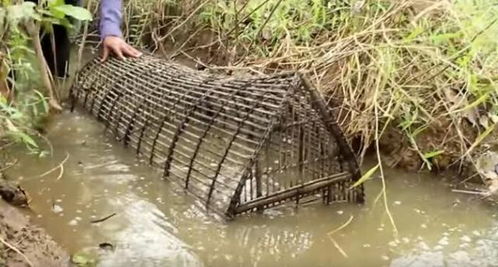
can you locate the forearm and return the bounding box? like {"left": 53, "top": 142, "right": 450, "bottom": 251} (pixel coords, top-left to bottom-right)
{"left": 99, "top": 0, "right": 123, "bottom": 40}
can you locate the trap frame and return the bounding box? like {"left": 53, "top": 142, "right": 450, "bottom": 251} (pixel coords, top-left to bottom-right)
{"left": 71, "top": 55, "right": 364, "bottom": 218}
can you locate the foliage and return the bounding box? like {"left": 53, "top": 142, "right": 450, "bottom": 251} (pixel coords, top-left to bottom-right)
{"left": 0, "top": 0, "right": 91, "bottom": 149}
{"left": 0, "top": 92, "right": 47, "bottom": 150}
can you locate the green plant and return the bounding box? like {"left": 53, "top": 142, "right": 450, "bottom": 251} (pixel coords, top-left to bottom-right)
{"left": 0, "top": 0, "right": 91, "bottom": 148}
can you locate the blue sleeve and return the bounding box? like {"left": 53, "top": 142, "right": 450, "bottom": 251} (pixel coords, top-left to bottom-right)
{"left": 99, "top": 0, "right": 123, "bottom": 40}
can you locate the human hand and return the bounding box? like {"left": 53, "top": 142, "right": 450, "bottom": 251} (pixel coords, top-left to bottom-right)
{"left": 101, "top": 36, "right": 142, "bottom": 62}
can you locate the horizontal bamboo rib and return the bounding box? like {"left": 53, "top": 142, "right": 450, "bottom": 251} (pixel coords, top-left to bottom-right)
{"left": 93, "top": 81, "right": 271, "bottom": 141}
{"left": 234, "top": 172, "right": 352, "bottom": 213}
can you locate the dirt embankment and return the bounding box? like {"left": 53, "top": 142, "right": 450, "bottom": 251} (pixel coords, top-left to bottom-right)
{"left": 0, "top": 199, "right": 69, "bottom": 266}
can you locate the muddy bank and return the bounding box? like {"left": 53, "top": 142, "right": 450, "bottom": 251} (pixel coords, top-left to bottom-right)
{"left": 0, "top": 199, "right": 69, "bottom": 266}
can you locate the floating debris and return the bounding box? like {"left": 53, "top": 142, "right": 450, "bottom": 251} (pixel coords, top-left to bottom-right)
{"left": 52, "top": 204, "right": 63, "bottom": 214}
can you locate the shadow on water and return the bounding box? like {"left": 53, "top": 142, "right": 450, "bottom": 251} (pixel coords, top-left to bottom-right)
{"left": 5, "top": 110, "right": 498, "bottom": 267}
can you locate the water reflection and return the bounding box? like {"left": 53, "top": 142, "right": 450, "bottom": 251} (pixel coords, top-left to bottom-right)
{"left": 99, "top": 198, "right": 201, "bottom": 267}
{"left": 5, "top": 110, "right": 498, "bottom": 267}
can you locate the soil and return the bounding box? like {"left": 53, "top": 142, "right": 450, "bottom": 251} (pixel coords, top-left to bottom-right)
{"left": 379, "top": 117, "right": 480, "bottom": 173}
{"left": 0, "top": 178, "right": 30, "bottom": 208}
{"left": 0, "top": 198, "right": 69, "bottom": 267}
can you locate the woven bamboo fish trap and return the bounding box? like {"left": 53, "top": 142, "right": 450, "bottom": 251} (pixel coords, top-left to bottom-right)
{"left": 70, "top": 55, "right": 364, "bottom": 218}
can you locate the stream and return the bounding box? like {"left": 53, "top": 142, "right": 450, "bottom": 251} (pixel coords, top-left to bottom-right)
{"left": 5, "top": 110, "right": 498, "bottom": 267}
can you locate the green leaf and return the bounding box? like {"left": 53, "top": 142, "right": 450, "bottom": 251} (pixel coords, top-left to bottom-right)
{"left": 16, "top": 131, "right": 38, "bottom": 148}
{"left": 71, "top": 251, "right": 96, "bottom": 267}
{"left": 4, "top": 118, "right": 38, "bottom": 148}
{"left": 4, "top": 118, "right": 18, "bottom": 132}
{"left": 48, "top": 7, "right": 66, "bottom": 20}
{"left": 34, "top": 90, "right": 49, "bottom": 113}
{"left": 48, "top": 0, "right": 66, "bottom": 7}
{"left": 430, "top": 32, "right": 462, "bottom": 44}
{"left": 404, "top": 26, "right": 424, "bottom": 42}
{"left": 53, "top": 5, "right": 92, "bottom": 21}
{"left": 6, "top": 2, "right": 37, "bottom": 23}
{"left": 463, "top": 124, "right": 496, "bottom": 158}
{"left": 423, "top": 150, "right": 444, "bottom": 159}
{"left": 349, "top": 164, "right": 379, "bottom": 189}
{"left": 453, "top": 91, "right": 491, "bottom": 113}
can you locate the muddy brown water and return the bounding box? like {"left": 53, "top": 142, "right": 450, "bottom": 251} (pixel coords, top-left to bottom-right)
{"left": 4, "top": 110, "right": 498, "bottom": 267}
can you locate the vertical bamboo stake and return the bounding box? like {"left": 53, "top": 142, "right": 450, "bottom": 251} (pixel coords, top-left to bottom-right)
{"left": 77, "top": 0, "right": 94, "bottom": 69}
{"left": 255, "top": 160, "right": 262, "bottom": 203}
{"left": 0, "top": 52, "right": 10, "bottom": 99}
{"left": 27, "top": 21, "right": 62, "bottom": 111}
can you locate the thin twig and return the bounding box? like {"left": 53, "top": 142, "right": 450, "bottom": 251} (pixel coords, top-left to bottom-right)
{"left": 373, "top": 81, "right": 398, "bottom": 237}
{"left": 328, "top": 215, "right": 354, "bottom": 236}
{"left": 223, "top": 0, "right": 272, "bottom": 39}
{"left": 56, "top": 163, "right": 64, "bottom": 180}
{"left": 0, "top": 141, "right": 15, "bottom": 151}
{"left": 169, "top": 26, "right": 206, "bottom": 58}
{"left": 451, "top": 189, "right": 489, "bottom": 196}
{"left": 178, "top": 50, "right": 210, "bottom": 69}
{"left": 235, "top": 0, "right": 284, "bottom": 65}
{"left": 458, "top": 172, "right": 480, "bottom": 184}
{"left": 0, "top": 159, "right": 18, "bottom": 172}
{"left": 157, "top": 0, "right": 211, "bottom": 42}
{"left": 327, "top": 215, "right": 354, "bottom": 258}
{"left": 37, "top": 152, "right": 70, "bottom": 178}
{"left": 90, "top": 213, "right": 117, "bottom": 224}
{"left": 37, "top": 134, "right": 54, "bottom": 157}
{"left": 329, "top": 237, "right": 348, "bottom": 258}
{"left": 0, "top": 237, "right": 34, "bottom": 267}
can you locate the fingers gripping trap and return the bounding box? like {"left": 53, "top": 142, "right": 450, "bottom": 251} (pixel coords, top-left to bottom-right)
{"left": 71, "top": 56, "right": 364, "bottom": 218}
